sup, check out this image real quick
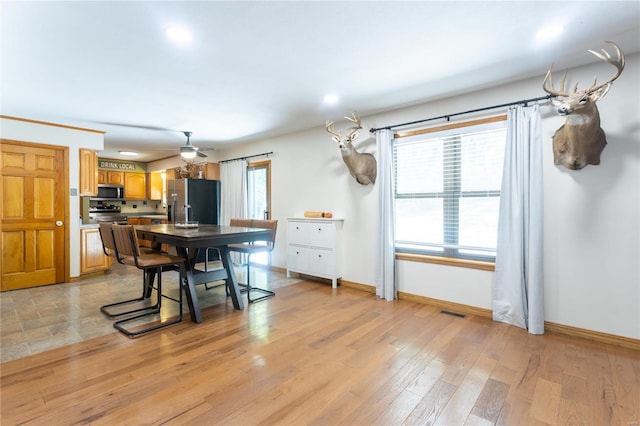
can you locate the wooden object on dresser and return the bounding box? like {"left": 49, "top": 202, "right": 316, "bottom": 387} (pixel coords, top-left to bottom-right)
{"left": 286, "top": 217, "right": 343, "bottom": 288}
{"left": 80, "top": 227, "right": 112, "bottom": 273}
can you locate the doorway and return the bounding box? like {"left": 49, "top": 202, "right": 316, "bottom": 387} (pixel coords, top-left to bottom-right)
{"left": 1, "top": 141, "right": 67, "bottom": 290}
{"left": 247, "top": 160, "right": 271, "bottom": 266}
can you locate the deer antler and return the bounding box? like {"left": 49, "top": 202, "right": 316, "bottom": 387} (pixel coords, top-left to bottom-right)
{"left": 543, "top": 66, "right": 570, "bottom": 97}
{"left": 326, "top": 111, "right": 363, "bottom": 143}
{"left": 325, "top": 120, "right": 342, "bottom": 143}
{"left": 543, "top": 42, "right": 625, "bottom": 97}
{"left": 585, "top": 41, "right": 625, "bottom": 94}
{"left": 344, "top": 111, "right": 362, "bottom": 141}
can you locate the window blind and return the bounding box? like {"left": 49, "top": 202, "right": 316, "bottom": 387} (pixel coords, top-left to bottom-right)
{"left": 393, "top": 118, "right": 507, "bottom": 259}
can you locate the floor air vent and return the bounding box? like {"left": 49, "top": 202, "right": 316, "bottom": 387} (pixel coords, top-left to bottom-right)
{"left": 439, "top": 310, "right": 467, "bottom": 319}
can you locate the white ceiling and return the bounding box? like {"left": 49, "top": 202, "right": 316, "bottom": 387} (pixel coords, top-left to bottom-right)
{"left": 2, "top": 1, "right": 639, "bottom": 162}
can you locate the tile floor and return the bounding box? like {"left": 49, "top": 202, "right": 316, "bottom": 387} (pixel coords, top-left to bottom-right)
{"left": 0, "top": 261, "right": 301, "bottom": 363}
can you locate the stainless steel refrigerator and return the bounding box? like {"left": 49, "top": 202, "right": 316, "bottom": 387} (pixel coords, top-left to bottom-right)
{"left": 167, "top": 178, "right": 221, "bottom": 225}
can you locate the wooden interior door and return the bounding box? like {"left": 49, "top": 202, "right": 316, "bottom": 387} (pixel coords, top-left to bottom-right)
{"left": 1, "top": 141, "right": 66, "bottom": 290}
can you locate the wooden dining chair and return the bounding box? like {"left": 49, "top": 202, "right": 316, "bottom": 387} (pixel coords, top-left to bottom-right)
{"left": 109, "top": 224, "right": 187, "bottom": 337}
{"left": 203, "top": 217, "right": 255, "bottom": 291}
{"left": 98, "top": 222, "right": 162, "bottom": 319}
{"left": 227, "top": 219, "right": 278, "bottom": 303}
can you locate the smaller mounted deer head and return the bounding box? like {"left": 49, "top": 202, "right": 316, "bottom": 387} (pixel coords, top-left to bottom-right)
{"left": 543, "top": 41, "right": 625, "bottom": 170}
{"left": 326, "top": 111, "right": 377, "bottom": 185}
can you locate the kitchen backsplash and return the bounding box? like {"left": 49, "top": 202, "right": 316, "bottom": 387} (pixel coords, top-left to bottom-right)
{"left": 120, "top": 202, "right": 166, "bottom": 216}
{"left": 90, "top": 199, "right": 166, "bottom": 215}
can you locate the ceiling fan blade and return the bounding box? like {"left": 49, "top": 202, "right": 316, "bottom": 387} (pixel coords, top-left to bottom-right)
{"left": 197, "top": 151, "right": 208, "bottom": 158}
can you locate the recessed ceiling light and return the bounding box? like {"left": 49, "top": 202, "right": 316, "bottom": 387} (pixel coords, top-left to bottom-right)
{"left": 323, "top": 94, "right": 339, "bottom": 105}
{"left": 165, "top": 25, "right": 193, "bottom": 45}
{"left": 535, "top": 24, "right": 564, "bottom": 44}
{"left": 119, "top": 150, "right": 139, "bottom": 156}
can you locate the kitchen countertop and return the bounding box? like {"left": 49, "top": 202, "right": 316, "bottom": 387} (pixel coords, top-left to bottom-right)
{"left": 124, "top": 214, "right": 168, "bottom": 219}
{"left": 79, "top": 222, "right": 100, "bottom": 229}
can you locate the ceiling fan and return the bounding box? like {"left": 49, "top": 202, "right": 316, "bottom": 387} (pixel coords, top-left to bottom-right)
{"left": 94, "top": 121, "right": 215, "bottom": 159}
{"left": 179, "top": 131, "right": 213, "bottom": 159}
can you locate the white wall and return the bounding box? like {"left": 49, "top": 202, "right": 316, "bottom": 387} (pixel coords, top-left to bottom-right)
{"left": 0, "top": 117, "right": 104, "bottom": 277}
{"left": 211, "top": 53, "right": 639, "bottom": 340}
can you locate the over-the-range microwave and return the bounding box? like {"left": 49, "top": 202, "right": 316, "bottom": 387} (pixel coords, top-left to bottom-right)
{"left": 94, "top": 184, "right": 125, "bottom": 200}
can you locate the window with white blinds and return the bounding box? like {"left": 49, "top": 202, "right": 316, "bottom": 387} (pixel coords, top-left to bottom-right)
{"left": 394, "top": 116, "right": 507, "bottom": 260}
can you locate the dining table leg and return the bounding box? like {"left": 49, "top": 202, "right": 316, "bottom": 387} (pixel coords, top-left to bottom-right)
{"left": 183, "top": 266, "right": 203, "bottom": 323}
{"left": 175, "top": 245, "right": 245, "bottom": 323}
{"left": 219, "top": 246, "right": 245, "bottom": 310}
{"left": 174, "top": 246, "right": 203, "bottom": 323}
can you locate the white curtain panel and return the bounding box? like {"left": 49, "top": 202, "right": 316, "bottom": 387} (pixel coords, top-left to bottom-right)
{"left": 375, "top": 128, "right": 397, "bottom": 301}
{"left": 220, "top": 159, "right": 248, "bottom": 264}
{"left": 220, "top": 159, "right": 247, "bottom": 225}
{"left": 493, "top": 104, "right": 544, "bottom": 334}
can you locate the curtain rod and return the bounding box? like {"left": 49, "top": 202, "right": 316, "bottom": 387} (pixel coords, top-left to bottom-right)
{"left": 219, "top": 151, "right": 273, "bottom": 164}
{"left": 369, "top": 94, "right": 555, "bottom": 133}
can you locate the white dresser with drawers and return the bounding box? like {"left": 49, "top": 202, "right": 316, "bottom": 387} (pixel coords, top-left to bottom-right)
{"left": 286, "top": 217, "right": 344, "bottom": 288}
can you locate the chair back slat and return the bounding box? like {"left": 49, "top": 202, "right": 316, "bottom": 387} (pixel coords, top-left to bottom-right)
{"left": 99, "top": 222, "right": 117, "bottom": 256}
{"left": 112, "top": 225, "right": 141, "bottom": 258}
{"left": 251, "top": 219, "right": 278, "bottom": 244}
{"left": 230, "top": 218, "right": 253, "bottom": 228}
{"left": 229, "top": 218, "right": 277, "bottom": 247}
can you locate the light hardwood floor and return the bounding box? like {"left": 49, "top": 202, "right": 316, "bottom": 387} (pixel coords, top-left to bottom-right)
{"left": 0, "top": 261, "right": 300, "bottom": 362}
{"left": 1, "top": 264, "right": 639, "bottom": 425}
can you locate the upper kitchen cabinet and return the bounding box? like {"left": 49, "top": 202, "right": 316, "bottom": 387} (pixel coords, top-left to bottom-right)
{"left": 205, "top": 162, "right": 220, "bottom": 180}
{"left": 98, "top": 170, "right": 125, "bottom": 185}
{"left": 79, "top": 149, "right": 98, "bottom": 196}
{"left": 147, "top": 171, "right": 163, "bottom": 200}
{"left": 169, "top": 162, "right": 220, "bottom": 180}
{"left": 124, "top": 172, "right": 146, "bottom": 199}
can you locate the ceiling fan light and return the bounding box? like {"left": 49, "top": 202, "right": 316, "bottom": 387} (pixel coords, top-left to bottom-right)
{"left": 180, "top": 150, "right": 197, "bottom": 159}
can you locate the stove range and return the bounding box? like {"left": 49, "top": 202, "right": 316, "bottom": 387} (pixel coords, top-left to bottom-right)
{"left": 88, "top": 205, "right": 127, "bottom": 224}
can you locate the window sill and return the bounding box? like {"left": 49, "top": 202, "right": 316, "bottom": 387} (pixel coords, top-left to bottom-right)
{"left": 395, "top": 253, "right": 495, "bottom": 271}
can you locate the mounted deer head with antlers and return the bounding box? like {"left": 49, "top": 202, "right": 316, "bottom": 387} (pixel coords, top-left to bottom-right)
{"left": 543, "top": 41, "right": 625, "bottom": 170}
{"left": 326, "top": 111, "right": 377, "bottom": 185}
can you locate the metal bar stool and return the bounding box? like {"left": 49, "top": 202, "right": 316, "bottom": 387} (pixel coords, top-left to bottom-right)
{"left": 98, "top": 222, "right": 166, "bottom": 319}
{"left": 228, "top": 219, "right": 278, "bottom": 303}
{"left": 110, "top": 224, "right": 187, "bottom": 337}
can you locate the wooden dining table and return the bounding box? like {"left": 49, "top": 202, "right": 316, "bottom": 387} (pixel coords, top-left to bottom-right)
{"left": 134, "top": 223, "right": 274, "bottom": 323}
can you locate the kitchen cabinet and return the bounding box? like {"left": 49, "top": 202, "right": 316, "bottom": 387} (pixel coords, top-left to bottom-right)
{"left": 286, "top": 218, "right": 343, "bottom": 288}
{"left": 147, "top": 171, "right": 164, "bottom": 200}
{"left": 127, "top": 218, "right": 152, "bottom": 247}
{"left": 124, "top": 172, "right": 146, "bottom": 199}
{"left": 79, "top": 149, "right": 98, "bottom": 196}
{"left": 98, "top": 170, "right": 125, "bottom": 185}
{"left": 80, "top": 227, "right": 111, "bottom": 274}
{"left": 169, "top": 162, "right": 220, "bottom": 180}
{"left": 106, "top": 171, "right": 125, "bottom": 185}
{"left": 205, "top": 163, "right": 220, "bottom": 180}
{"left": 129, "top": 217, "right": 168, "bottom": 251}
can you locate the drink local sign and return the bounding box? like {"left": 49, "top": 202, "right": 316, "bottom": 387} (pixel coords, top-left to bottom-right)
{"left": 98, "top": 159, "right": 146, "bottom": 172}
